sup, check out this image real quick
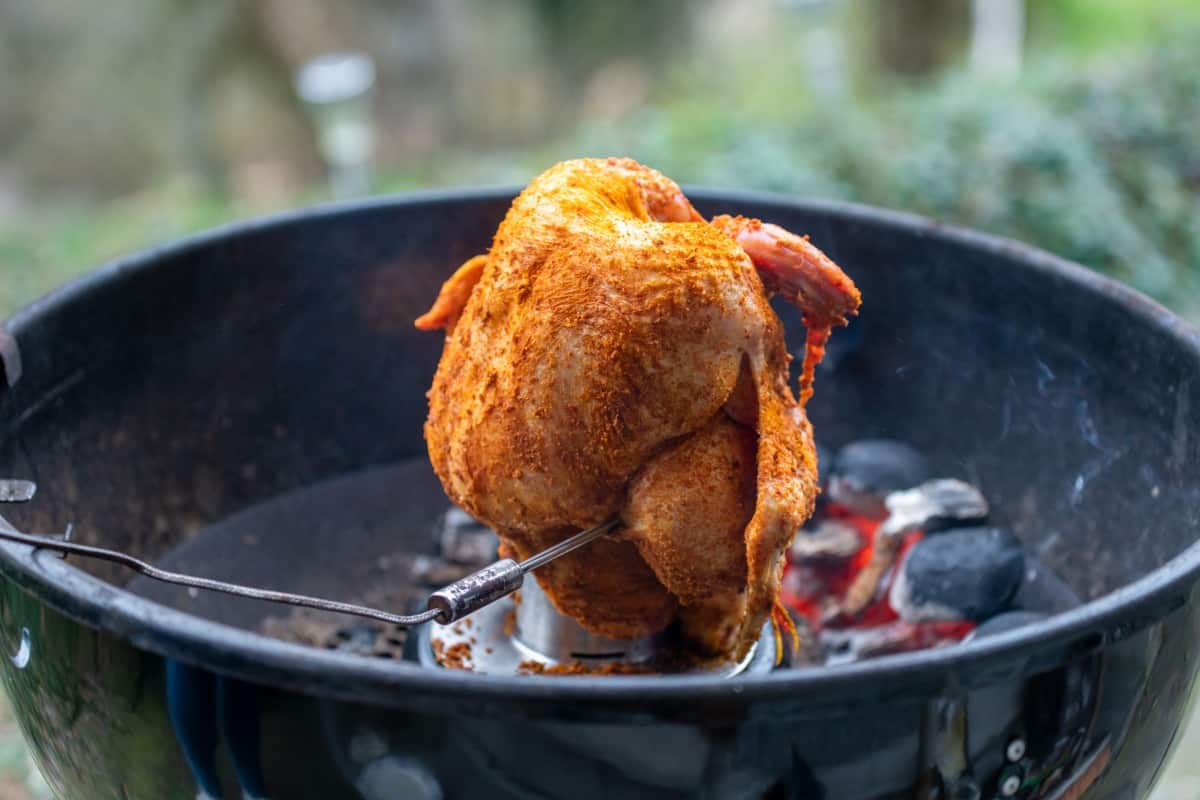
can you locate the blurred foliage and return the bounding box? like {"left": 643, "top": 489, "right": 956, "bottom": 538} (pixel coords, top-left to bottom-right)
{"left": 3, "top": 27, "right": 1199, "bottom": 321}
{"left": 0, "top": 181, "right": 300, "bottom": 315}
{"left": 1028, "top": 0, "right": 1200, "bottom": 54}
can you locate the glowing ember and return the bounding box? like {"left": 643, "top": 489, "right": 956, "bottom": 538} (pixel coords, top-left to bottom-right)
{"left": 782, "top": 503, "right": 977, "bottom": 663}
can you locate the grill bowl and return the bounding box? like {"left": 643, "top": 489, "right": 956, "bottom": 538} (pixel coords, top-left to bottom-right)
{"left": 0, "top": 189, "right": 1197, "bottom": 799}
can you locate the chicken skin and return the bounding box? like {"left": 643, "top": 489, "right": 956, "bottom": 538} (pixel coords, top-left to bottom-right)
{"left": 418, "top": 158, "right": 859, "bottom": 658}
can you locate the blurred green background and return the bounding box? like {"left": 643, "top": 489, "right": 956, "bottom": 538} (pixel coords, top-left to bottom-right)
{"left": 1, "top": 0, "right": 1199, "bottom": 797}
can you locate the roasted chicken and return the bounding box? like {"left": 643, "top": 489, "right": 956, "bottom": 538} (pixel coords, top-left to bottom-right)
{"left": 417, "top": 158, "right": 860, "bottom": 659}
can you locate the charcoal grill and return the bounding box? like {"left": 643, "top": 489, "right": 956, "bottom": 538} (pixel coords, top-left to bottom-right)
{"left": 0, "top": 189, "right": 1197, "bottom": 799}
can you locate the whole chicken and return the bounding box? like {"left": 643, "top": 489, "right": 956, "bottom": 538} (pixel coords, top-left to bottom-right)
{"left": 417, "top": 158, "right": 860, "bottom": 659}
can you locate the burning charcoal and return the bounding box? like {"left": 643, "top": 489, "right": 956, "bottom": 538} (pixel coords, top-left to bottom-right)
{"left": 840, "top": 479, "right": 988, "bottom": 617}
{"left": 792, "top": 519, "right": 864, "bottom": 562}
{"left": 965, "top": 611, "right": 1047, "bottom": 642}
{"left": 435, "top": 507, "right": 499, "bottom": 566}
{"left": 1012, "top": 556, "right": 1082, "bottom": 615}
{"left": 890, "top": 527, "right": 1025, "bottom": 623}
{"left": 828, "top": 439, "right": 932, "bottom": 518}
{"left": 821, "top": 620, "right": 973, "bottom": 665}
{"left": 886, "top": 479, "right": 989, "bottom": 533}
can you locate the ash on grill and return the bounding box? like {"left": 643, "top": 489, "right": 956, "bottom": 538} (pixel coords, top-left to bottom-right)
{"left": 782, "top": 439, "right": 1080, "bottom": 665}
{"left": 261, "top": 508, "right": 498, "bottom": 659}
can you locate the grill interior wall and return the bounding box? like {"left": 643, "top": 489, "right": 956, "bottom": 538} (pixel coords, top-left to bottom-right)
{"left": 0, "top": 196, "right": 1195, "bottom": 598}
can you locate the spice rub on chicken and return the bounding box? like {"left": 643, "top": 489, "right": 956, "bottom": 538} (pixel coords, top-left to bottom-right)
{"left": 417, "top": 158, "right": 860, "bottom": 659}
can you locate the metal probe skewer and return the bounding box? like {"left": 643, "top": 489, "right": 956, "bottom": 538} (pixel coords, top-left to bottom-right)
{"left": 424, "top": 518, "right": 620, "bottom": 624}
{"left": 0, "top": 498, "right": 618, "bottom": 629}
